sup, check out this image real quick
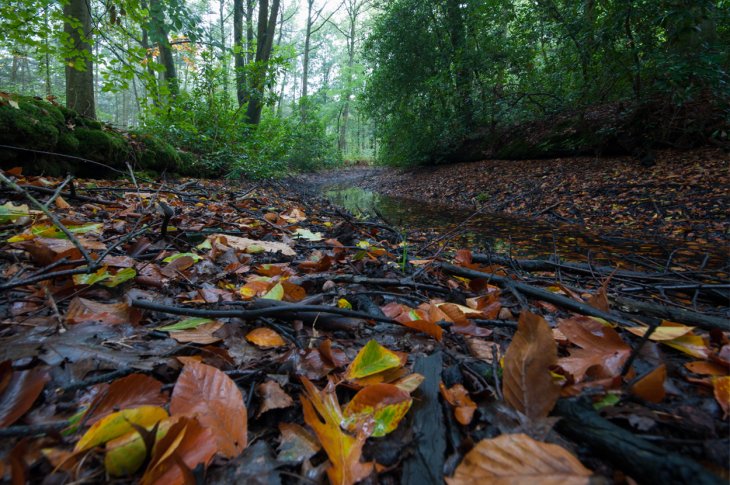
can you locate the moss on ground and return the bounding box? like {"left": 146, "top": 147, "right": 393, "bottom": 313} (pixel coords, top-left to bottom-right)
{"left": 0, "top": 94, "right": 192, "bottom": 177}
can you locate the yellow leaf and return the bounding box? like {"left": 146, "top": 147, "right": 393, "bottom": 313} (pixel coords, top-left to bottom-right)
{"left": 75, "top": 406, "right": 168, "bottom": 452}
{"left": 345, "top": 340, "right": 403, "bottom": 380}
{"left": 625, "top": 321, "right": 695, "bottom": 341}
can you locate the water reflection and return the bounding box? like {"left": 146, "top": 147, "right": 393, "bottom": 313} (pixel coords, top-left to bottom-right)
{"left": 325, "top": 186, "right": 728, "bottom": 271}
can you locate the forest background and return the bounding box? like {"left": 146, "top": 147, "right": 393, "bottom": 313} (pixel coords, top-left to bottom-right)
{"left": 1, "top": 0, "right": 728, "bottom": 178}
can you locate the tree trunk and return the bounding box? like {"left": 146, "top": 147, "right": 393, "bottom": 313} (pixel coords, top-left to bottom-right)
{"left": 245, "top": 0, "right": 281, "bottom": 124}
{"left": 149, "top": 0, "right": 178, "bottom": 98}
{"left": 219, "top": 0, "right": 228, "bottom": 97}
{"left": 302, "top": 0, "right": 313, "bottom": 100}
{"left": 63, "top": 0, "right": 96, "bottom": 118}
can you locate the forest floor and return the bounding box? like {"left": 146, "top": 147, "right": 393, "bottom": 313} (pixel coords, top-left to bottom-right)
{"left": 0, "top": 161, "right": 728, "bottom": 484}
{"left": 305, "top": 148, "right": 729, "bottom": 249}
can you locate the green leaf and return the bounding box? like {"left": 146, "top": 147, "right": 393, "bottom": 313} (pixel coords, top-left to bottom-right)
{"left": 156, "top": 317, "right": 214, "bottom": 332}
{"left": 101, "top": 268, "right": 137, "bottom": 287}
{"left": 263, "top": 282, "right": 284, "bottom": 301}
{"left": 293, "top": 228, "right": 323, "bottom": 241}
{"left": 162, "top": 252, "right": 202, "bottom": 263}
{"left": 345, "top": 340, "right": 403, "bottom": 380}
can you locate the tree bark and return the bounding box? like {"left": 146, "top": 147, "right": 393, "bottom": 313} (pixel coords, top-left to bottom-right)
{"left": 63, "top": 0, "right": 96, "bottom": 118}
{"left": 245, "top": 0, "right": 281, "bottom": 124}
{"left": 149, "top": 0, "right": 178, "bottom": 98}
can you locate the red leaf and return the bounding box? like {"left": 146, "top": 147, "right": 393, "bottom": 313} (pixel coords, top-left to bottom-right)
{"left": 85, "top": 374, "right": 167, "bottom": 425}
{"left": 0, "top": 365, "right": 49, "bottom": 428}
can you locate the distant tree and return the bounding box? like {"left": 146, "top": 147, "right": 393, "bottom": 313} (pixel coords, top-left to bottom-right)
{"left": 63, "top": 0, "right": 95, "bottom": 117}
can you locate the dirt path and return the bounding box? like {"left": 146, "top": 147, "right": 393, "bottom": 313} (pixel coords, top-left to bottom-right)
{"left": 302, "top": 149, "right": 729, "bottom": 249}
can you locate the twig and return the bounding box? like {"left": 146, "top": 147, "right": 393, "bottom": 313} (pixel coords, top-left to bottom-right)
{"left": 0, "top": 421, "right": 70, "bottom": 438}
{"left": 44, "top": 175, "right": 73, "bottom": 209}
{"left": 0, "top": 171, "right": 95, "bottom": 265}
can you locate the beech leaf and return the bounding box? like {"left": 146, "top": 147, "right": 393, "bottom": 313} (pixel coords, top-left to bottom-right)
{"left": 342, "top": 383, "right": 412, "bottom": 437}
{"left": 502, "top": 311, "right": 560, "bottom": 420}
{"left": 0, "top": 365, "right": 50, "bottom": 428}
{"left": 170, "top": 361, "right": 248, "bottom": 458}
{"left": 345, "top": 340, "right": 404, "bottom": 380}
{"left": 447, "top": 433, "right": 592, "bottom": 485}
{"left": 75, "top": 406, "right": 168, "bottom": 452}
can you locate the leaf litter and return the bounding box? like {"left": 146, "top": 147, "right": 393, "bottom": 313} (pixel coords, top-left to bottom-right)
{"left": 0, "top": 169, "right": 727, "bottom": 484}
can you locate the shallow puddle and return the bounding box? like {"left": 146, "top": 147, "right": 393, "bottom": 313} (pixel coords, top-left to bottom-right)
{"left": 325, "top": 186, "right": 728, "bottom": 271}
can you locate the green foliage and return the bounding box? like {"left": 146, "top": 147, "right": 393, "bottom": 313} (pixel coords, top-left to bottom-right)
{"left": 364, "top": 0, "right": 730, "bottom": 166}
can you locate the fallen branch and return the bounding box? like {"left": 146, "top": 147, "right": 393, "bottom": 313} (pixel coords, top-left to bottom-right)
{"left": 295, "top": 273, "right": 450, "bottom": 294}
{"left": 439, "top": 262, "right": 640, "bottom": 327}
{"left": 554, "top": 398, "right": 723, "bottom": 485}
{"left": 613, "top": 296, "right": 729, "bottom": 331}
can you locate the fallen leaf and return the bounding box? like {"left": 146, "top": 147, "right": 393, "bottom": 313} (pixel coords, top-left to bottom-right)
{"left": 663, "top": 333, "right": 710, "bottom": 359}
{"left": 85, "top": 374, "right": 166, "bottom": 425}
{"left": 556, "top": 316, "right": 631, "bottom": 383}
{"left": 156, "top": 317, "right": 214, "bottom": 332}
{"left": 257, "top": 380, "right": 294, "bottom": 416}
{"left": 625, "top": 321, "right": 695, "bottom": 341}
{"left": 75, "top": 406, "right": 168, "bottom": 452}
{"left": 440, "top": 383, "right": 477, "bottom": 425}
{"left": 277, "top": 422, "right": 320, "bottom": 464}
{"left": 169, "top": 321, "right": 223, "bottom": 344}
{"left": 713, "top": 376, "right": 730, "bottom": 418}
{"left": 300, "top": 377, "right": 372, "bottom": 485}
{"left": 342, "top": 383, "right": 412, "bottom": 437}
{"left": 345, "top": 340, "right": 404, "bottom": 380}
{"left": 246, "top": 328, "right": 287, "bottom": 348}
{"left": 502, "top": 311, "right": 560, "bottom": 420}
{"left": 447, "top": 433, "right": 592, "bottom": 485}
{"left": 630, "top": 364, "right": 666, "bottom": 403}
{"left": 141, "top": 416, "right": 217, "bottom": 485}
{"left": 170, "top": 361, "right": 248, "bottom": 458}
{"left": 0, "top": 365, "right": 50, "bottom": 427}
{"left": 65, "top": 297, "right": 138, "bottom": 325}
{"left": 685, "top": 361, "right": 728, "bottom": 376}
{"left": 104, "top": 418, "right": 173, "bottom": 476}
{"left": 208, "top": 234, "right": 295, "bottom": 256}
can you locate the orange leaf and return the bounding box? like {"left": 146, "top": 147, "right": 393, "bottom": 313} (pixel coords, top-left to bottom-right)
{"left": 170, "top": 362, "right": 247, "bottom": 458}
{"left": 630, "top": 364, "right": 666, "bottom": 403}
{"left": 300, "top": 377, "right": 372, "bottom": 485}
{"left": 170, "top": 321, "right": 224, "bottom": 345}
{"left": 246, "top": 327, "right": 287, "bottom": 348}
{"left": 382, "top": 303, "right": 443, "bottom": 341}
{"left": 439, "top": 383, "right": 477, "bottom": 425}
{"left": 713, "top": 376, "right": 730, "bottom": 419}
{"left": 342, "top": 383, "right": 412, "bottom": 437}
{"left": 684, "top": 361, "right": 728, "bottom": 376}
{"left": 586, "top": 277, "right": 611, "bottom": 312}
{"left": 0, "top": 365, "right": 49, "bottom": 427}
{"left": 502, "top": 311, "right": 560, "bottom": 420}
{"left": 85, "top": 374, "right": 166, "bottom": 425}
{"left": 446, "top": 434, "right": 592, "bottom": 485}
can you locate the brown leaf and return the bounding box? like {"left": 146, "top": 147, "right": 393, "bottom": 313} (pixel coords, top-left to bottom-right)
{"left": 556, "top": 316, "right": 631, "bottom": 383}
{"left": 141, "top": 416, "right": 217, "bottom": 485}
{"left": 630, "top": 364, "right": 666, "bottom": 403}
{"left": 257, "top": 381, "right": 294, "bottom": 417}
{"left": 170, "top": 361, "right": 247, "bottom": 458}
{"left": 65, "top": 297, "right": 139, "bottom": 325}
{"left": 502, "top": 311, "right": 560, "bottom": 420}
{"left": 0, "top": 365, "right": 49, "bottom": 427}
{"left": 586, "top": 277, "right": 611, "bottom": 312}
{"left": 170, "top": 321, "right": 224, "bottom": 345}
{"left": 85, "top": 373, "right": 166, "bottom": 425}
{"left": 447, "top": 433, "right": 592, "bottom": 485}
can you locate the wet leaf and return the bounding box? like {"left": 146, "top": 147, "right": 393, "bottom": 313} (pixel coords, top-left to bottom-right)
{"left": 440, "top": 383, "right": 477, "bottom": 425}
{"left": 342, "top": 383, "right": 412, "bottom": 437}
{"left": 104, "top": 418, "right": 173, "bottom": 476}
{"left": 162, "top": 252, "right": 202, "bottom": 263}
{"left": 170, "top": 361, "right": 248, "bottom": 458}
{"left": 85, "top": 374, "right": 166, "bottom": 425}
{"left": 277, "top": 422, "right": 320, "bottom": 464}
{"left": 663, "top": 333, "right": 710, "bottom": 359}
{"left": 169, "top": 321, "right": 223, "bottom": 344}
{"left": 630, "top": 364, "right": 666, "bottom": 403}
{"left": 625, "top": 321, "right": 695, "bottom": 341}
{"left": 447, "top": 433, "right": 592, "bottom": 485}
{"left": 300, "top": 377, "right": 373, "bottom": 485}
{"left": 293, "top": 228, "right": 323, "bottom": 241}
{"left": 246, "top": 328, "right": 287, "bottom": 348}
{"left": 556, "top": 316, "right": 631, "bottom": 383}
{"left": 684, "top": 361, "right": 727, "bottom": 376}
{"left": 0, "top": 202, "right": 30, "bottom": 224}
{"left": 345, "top": 340, "right": 404, "bottom": 380}
{"left": 208, "top": 234, "right": 295, "bottom": 256}
{"left": 262, "top": 282, "right": 284, "bottom": 300}
{"left": 256, "top": 380, "right": 294, "bottom": 416}
{"left": 157, "top": 317, "right": 214, "bottom": 332}
{"left": 65, "top": 297, "right": 137, "bottom": 325}
{"left": 75, "top": 406, "right": 168, "bottom": 451}
{"left": 502, "top": 311, "right": 560, "bottom": 420}
{"left": 0, "top": 365, "right": 50, "bottom": 427}
{"left": 712, "top": 376, "right": 730, "bottom": 418}
{"left": 141, "top": 416, "right": 217, "bottom": 485}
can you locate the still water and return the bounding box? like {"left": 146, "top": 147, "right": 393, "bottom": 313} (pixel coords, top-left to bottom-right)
{"left": 325, "top": 186, "right": 728, "bottom": 271}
